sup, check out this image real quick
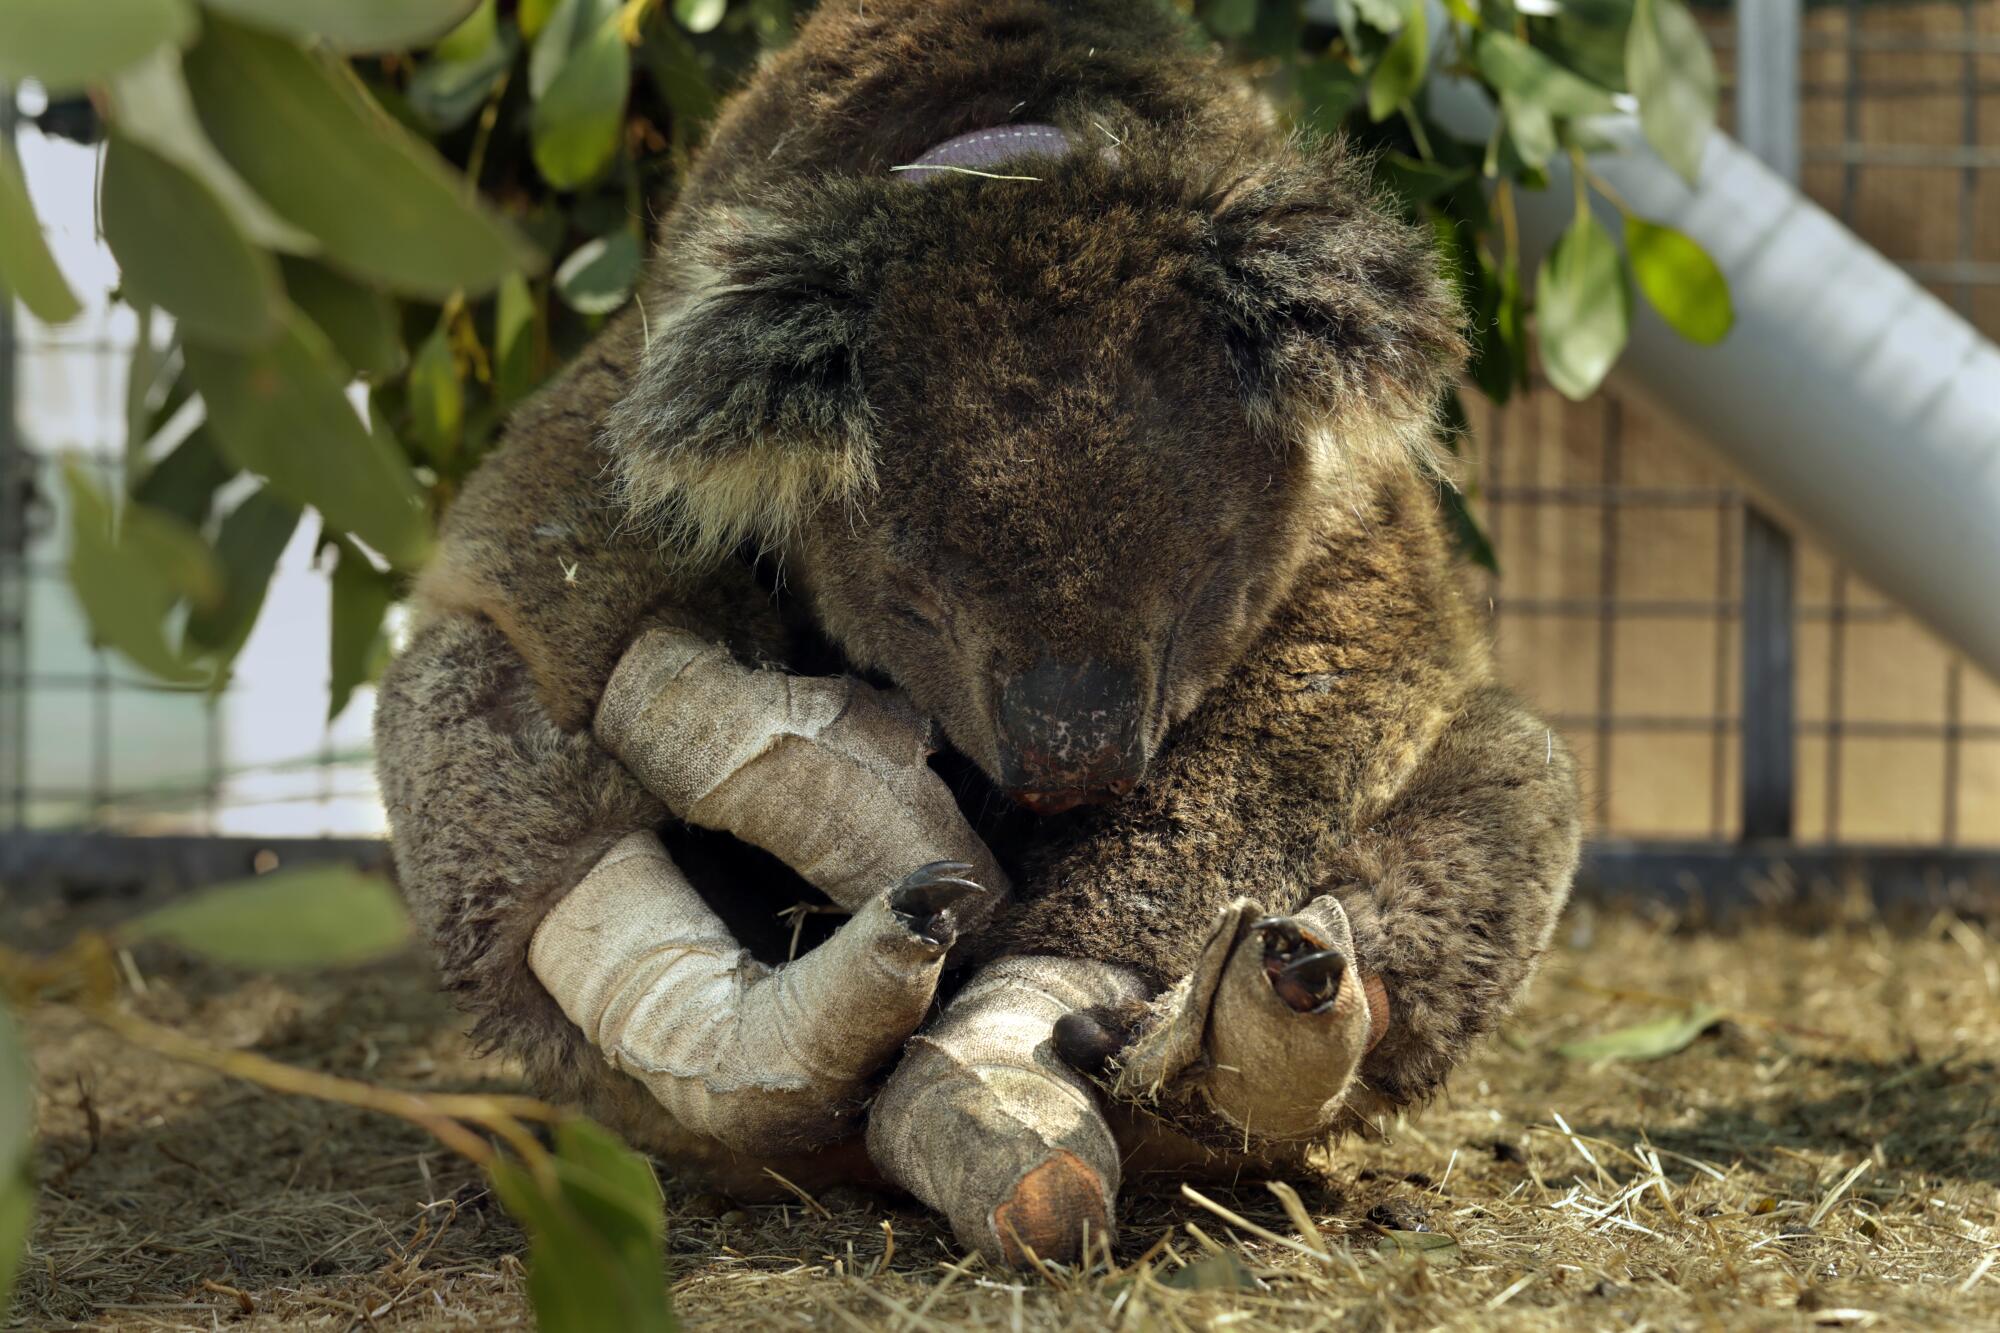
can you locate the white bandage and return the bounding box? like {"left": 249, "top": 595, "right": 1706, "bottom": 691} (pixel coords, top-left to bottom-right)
{"left": 530, "top": 831, "right": 949, "bottom": 1152}
{"left": 868, "top": 956, "right": 1148, "bottom": 1264}
{"left": 596, "top": 629, "right": 1009, "bottom": 925}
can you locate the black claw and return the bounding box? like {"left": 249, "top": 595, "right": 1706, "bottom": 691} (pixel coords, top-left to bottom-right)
{"left": 1251, "top": 915, "right": 1305, "bottom": 954}
{"left": 1052, "top": 1002, "right": 1147, "bottom": 1078}
{"left": 891, "top": 862, "right": 988, "bottom": 948}
{"left": 1273, "top": 949, "right": 1348, "bottom": 1013}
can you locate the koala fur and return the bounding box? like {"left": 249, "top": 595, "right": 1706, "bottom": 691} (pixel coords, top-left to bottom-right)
{"left": 378, "top": 0, "right": 1580, "bottom": 1187}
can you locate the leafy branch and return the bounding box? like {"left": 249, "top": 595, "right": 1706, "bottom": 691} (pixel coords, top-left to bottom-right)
{"left": 0, "top": 869, "right": 676, "bottom": 1330}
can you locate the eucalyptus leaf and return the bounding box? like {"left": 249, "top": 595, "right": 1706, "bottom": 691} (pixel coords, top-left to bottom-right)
{"left": 531, "top": 0, "right": 624, "bottom": 98}
{"left": 1200, "top": 0, "right": 1258, "bottom": 39}
{"left": 0, "top": 0, "right": 196, "bottom": 93}
{"left": 489, "top": 1137, "right": 677, "bottom": 1333}
{"left": 134, "top": 426, "right": 232, "bottom": 529}
{"left": 1623, "top": 215, "right": 1732, "bottom": 345}
{"left": 184, "top": 488, "right": 300, "bottom": 662}
{"left": 1499, "top": 91, "right": 1557, "bottom": 171}
{"left": 640, "top": 19, "right": 719, "bottom": 128}
{"left": 1367, "top": 4, "right": 1427, "bottom": 123}
{"left": 555, "top": 231, "right": 643, "bottom": 316}
{"left": 184, "top": 19, "right": 542, "bottom": 299}
{"left": 101, "top": 134, "right": 286, "bottom": 350}
{"left": 105, "top": 46, "right": 317, "bottom": 252}
{"left": 407, "top": 324, "right": 466, "bottom": 466}
{"left": 408, "top": 2, "right": 520, "bottom": 133}
{"left": 201, "top": 0, "right": 483, "bottom": 54}
{"left": 63, "top": 462, "right": 221, "bottom": 685}
{"left": 183, "top": 310, "right": 433, "bottom": 569}
{"left": 125, "top": 865, "right": 412, "bottom": 969}
{"left": 330, "top": 539, "right": 397, "bottom": 721}
{"left": 1557, "top": 1004, "right": 1725, "bottom": 1061}
{"left": 1534, "top": 211, "right": 1630, "bottom": 400}
{"left": 1626, "top": 0, "right": 1717, "bottom": 184}
{"left": 494, "top": 272, "right": 541, "bottom": 406}
{"left": 0, "top": 138, "right": 82, "bottom": 325}
{"left": 280, "top": 257, "right": 407, "bottom": 379}
{"left": 676, "top": 0, "right": 728, "bottom": 35}
{"left": 1297, "top": 57, "right": 1367, "bottom": 137}
{"left": 1476, "top": 33, "right": 1618, "bottom": 118}
{"left": 532, "top": 14, "right": 633, "bottom": 189}
{"left": 1349, "top": 0, "right": 1408, "bottom": 33}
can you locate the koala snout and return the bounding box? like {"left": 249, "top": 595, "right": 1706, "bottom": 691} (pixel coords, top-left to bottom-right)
{"left": 996, "top": 659, "right": 1148, "bottom": 814}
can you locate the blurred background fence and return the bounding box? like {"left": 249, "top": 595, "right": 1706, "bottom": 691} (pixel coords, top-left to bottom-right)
{"left": 3, "top": 0, "right": 1998, "bottom": 906}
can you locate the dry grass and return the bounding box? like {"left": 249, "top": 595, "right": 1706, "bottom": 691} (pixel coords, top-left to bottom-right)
{"left": 6, "top": 895, "right": 2000, "bottom": 1330}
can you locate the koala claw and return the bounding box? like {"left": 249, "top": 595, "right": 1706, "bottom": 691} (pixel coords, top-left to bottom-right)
{"left": 1052, "top": 1001, "right": 1148, "bottom": 1077}
{"left": 890, "top": 860, "right": 987, "bottom": 948}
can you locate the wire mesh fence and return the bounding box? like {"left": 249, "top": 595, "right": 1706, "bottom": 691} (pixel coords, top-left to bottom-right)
{"left": 2, "top": 1, "right": 1997, "bottom": 876}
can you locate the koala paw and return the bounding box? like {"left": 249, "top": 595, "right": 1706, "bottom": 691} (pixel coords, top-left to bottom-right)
{"left": 888, "top": 860, "right": 987, "bottom": 951}
{"left": 1055, "top": 898, "right": 1386, "bottom": 1146}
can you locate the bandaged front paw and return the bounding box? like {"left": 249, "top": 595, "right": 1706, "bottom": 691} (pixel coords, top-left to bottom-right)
{"left": 867, "top": 956, "right": 1148, "bottom": 1267}
{"left": 530, "top": 831, "right": 962, "bottom": 1153}
{"left": 595, "top": 628, "right": 1008, "bottom": 933}
{"left": 1056, "top": 897, "right": 1380, "bottom": 1145}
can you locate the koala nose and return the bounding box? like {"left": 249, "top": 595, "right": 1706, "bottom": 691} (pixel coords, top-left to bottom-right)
{"left": 996, "top": 659, "right": 1147, "bottom": 814}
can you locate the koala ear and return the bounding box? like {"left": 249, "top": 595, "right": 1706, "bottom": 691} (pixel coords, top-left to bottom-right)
{"left": 1201, "top": 142, "right": 1467, "bottom": 481}
{"left": 603, "top": 205, "right": 877, "bottom": 559}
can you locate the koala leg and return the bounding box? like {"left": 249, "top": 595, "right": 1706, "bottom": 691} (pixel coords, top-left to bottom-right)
{"left": 531, "top": 832, "right": 977, "bottom": 1154}
{"left": 1054, "top": 896, "right": 1384, "bottom": 1147}
{"left": 867, "top": 956, "right": 1149, "bottom": 1266}
{"left": 596, "top": 626, "right": 1010, "bottom": 933}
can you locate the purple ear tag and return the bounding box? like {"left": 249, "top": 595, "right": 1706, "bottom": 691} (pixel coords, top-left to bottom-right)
{"left": 894, "top": 123, "right": 1084, "bottom": 182}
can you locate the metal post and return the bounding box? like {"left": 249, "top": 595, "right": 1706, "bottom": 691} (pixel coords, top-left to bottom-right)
{"left": 1734, "top": 0, "right": 1800, "bottom": 840}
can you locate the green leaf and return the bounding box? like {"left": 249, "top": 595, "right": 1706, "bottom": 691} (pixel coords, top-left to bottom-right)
{"left": 531, "top": 0, "right": 622, "bottom": 98}
{"left": 1470, "top": 251, "right": 1529, "bottom": 404}
{"left": 407, "top": 324, "right": 466, "bottom": 467}
{"left": 1376, "top": 1230, "right": 1460, "bottom": 1260}
{"left": 1557, "top": 1004, "right": 1724, "bottom": 1061}
{"left": 105, "top": 47, "right": 317, "bottom": 253}
{"left": 184, "top": 488, "right": 299, "bottom": 662}
{"left": 125, "top": 865, "right": 411, "bottom": 969}
{"left": 200, "top": 0, "right": 483, "bottom": 54}
{"left": 329, "top": 539, "right": 397, "bottom": 722}
{"left": 532, "top": 14, "right": 633, "bottom": 190}
{"left": 0, "top": 137, "right": 82, "bottom": 324}
{"left": 1498, "top": 91, "right": 1556, "bottom": 171}
{"left": 64, "top": 463, "right": 221, "bottom": 685}
{"left": 1476, "top": 33, "right": 1618, "bottom": 118}
{"left": 1367, "top": 4, "right": 1428, "bottom": 123}
{"left": 133, "top": 426, "right": 232, "bottom": 529}
{"left": 0, "top": 1006, "right": 31, "bottom": 1317}
{"left": 489, "top": 1129, "right": 677, "bottom": 1333}
{"left": 675, "top": 0, "right": 727, "bottom": 35}
{"left": 1162, "top": 1252, "right": 1258, "bottom": 1291}
{"left": 555, "top": 231, "right": 642, "bottom": 316}
{"left": 494, "top": 272, "right": 541, "bottom": 406}
{"left": 1199, "top": 0, "right": 1257, "bottom": 39}
{"left": 1626, "top": 0, "right": 1717, "bottom": 184}
{"left": 1622, "top": 216, "right": 1732, "bottom": 345}
{"left": 408, "top": 2, "right": 520, "bottom": 133}
{"left": 0, "top": 0, "right": 196, "bottom": 93}
{"left": 280, "top": 257, "right": 406, "bottom": 379}
{"left": 639, "top": 18, "right": 718, "bottom": 128}
{"left": 184, "top": 310, "right": 433, "bottom": 569}
{"left": 1297, "top": 57, "right": 1366, "bottom": 136}
{"left": 1534, "top": 212, "right": 1629, "bottom": 400}
{"left": 1348, "top": 0, "right": 1408, "bottom": 34}
{"left": 101, "top": 134, "right": 286, "bottom": 350}
{"left": 554, "top": 1120, "right": 665, "bottom": 1248}
{"left": 1377, "top": 152, "right": 1471, "bottom": 209}
{"left": 184, "top": 18, "right": 542, "bottom": 300}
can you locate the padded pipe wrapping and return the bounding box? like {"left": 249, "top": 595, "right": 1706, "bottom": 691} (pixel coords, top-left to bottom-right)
{"left": 596, "top": 628, "right": 1009, "bottom": 926}
{"left": 868, "top": 956, "right": 1148, "bottom": 1265}
{"left": 530, "top": 831, "right": 950, "bottom": 1153}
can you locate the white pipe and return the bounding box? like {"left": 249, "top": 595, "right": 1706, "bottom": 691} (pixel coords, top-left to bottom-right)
{"left": 1404, "top": 19, "right": 2000, "bottom": 682}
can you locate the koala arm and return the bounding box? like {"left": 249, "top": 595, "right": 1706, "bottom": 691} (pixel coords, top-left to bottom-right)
{"left": 986, "top": 486, "right": 1582, "bottom": 1121}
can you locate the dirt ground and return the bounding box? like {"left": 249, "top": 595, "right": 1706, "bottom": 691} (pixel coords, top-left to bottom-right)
{"left": 5, "top": 893, "right": 1999, "bottom": 1331}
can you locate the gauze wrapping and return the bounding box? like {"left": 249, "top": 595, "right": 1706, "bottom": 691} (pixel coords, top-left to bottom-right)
{"left": 1113, "top": 896, "right": 1373, "bottom": 1142}
{"left": 868, "top": 955, "right": 1148, "bottom": 1265}
{"left": 596, "top": 628, "right": 1009, "bottom": 927}
{"left": 530, "top": 831, "right": 950, "bottom": 1152}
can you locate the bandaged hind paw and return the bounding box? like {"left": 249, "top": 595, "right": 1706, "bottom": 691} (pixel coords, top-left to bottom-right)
{"left": 867, "top": 955, "right": 1150, "bottom": 1266}
{"left": 596, "top": 627, "right": 1008, "bottom": 931}
{"left": 530, "top": 831, "right": 978, "bottom": 1153}
{"left": 1059, "top": 896, "right": 1385, "bottom": 1146}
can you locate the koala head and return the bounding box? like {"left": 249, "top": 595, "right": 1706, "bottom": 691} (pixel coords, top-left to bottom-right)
{"left": 604, "top": 130, "right": 1464, "bottom": 813}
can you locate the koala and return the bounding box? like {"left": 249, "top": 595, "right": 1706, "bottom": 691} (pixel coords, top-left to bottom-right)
{"left": 373, "top": 0, "right": 1581, "bottom": 1266}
